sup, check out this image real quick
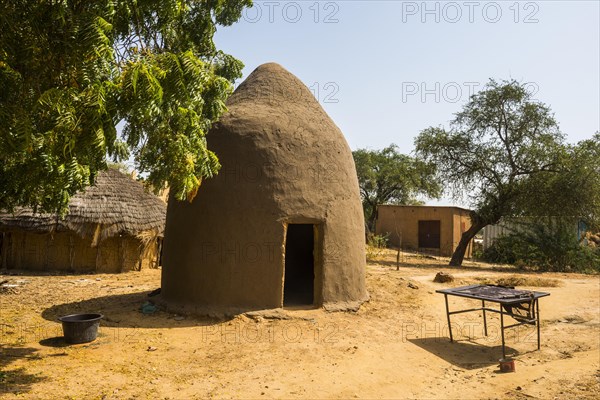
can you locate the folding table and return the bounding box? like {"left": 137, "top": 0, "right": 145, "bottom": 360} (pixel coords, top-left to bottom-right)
{"left": 436, "top": 284, "right": 550, "bottom": 358}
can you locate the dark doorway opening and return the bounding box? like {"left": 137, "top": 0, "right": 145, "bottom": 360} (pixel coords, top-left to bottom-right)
{"left": 284, "top": 224, "right": 314, "bottom": 306}
{"left": 418, "top": 220, "right": 441, "bottom": 249}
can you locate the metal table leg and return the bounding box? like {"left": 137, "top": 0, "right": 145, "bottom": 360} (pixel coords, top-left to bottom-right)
{"left": 500, "top": 304, "right": 506, "bottom": 359}
{"left": 482, "top": 300, "right": 488, "bottom": 336}
{"left": 536, "top": 299, "right": 541, "bottom": 350}
{"left": 444, "top": 294, "right": 453, "bottom": 342}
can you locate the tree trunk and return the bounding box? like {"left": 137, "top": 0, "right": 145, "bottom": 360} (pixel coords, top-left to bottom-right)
{"left": 449, "top": 221, "right": 487, "bottom": 266}
{"left": 366, "top": 203, "right": 378, "bottom": 235}
{"left": 367, "top": 213, "right": 377, "bottom": 234}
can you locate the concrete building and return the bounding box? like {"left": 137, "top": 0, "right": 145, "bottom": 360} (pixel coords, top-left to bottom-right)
{"left": 375, "top": 205, "right": 474, "bottom": 257}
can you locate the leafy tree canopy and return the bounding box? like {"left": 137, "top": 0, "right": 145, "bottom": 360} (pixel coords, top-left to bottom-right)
{"left": 415, "top": 79, "right": 574, "bottom": 266}
{"left": 0, "top": 0, "right": 251, "bottom": 214}
{"left": 518, "top": 133, "right": 600, "bottom": 230}
{"left": 353, "top": 145, "right": 441, "bottom": 232}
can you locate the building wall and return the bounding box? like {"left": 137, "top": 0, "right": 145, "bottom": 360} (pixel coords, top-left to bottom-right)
{"left": 0, "top": 230, "right": 160, "bottom": 272}
{"left": 375, "top": 205, "right": 473, "bottom": 257}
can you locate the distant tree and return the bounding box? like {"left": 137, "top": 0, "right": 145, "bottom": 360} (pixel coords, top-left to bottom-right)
{"left": 352, "top": 145, "right": 441, "bottom": 233}
{"left": 415, "top": 80, "right": 567, "bottom": 266}
{"left": 519, "top": 133, "right": 600, "bottom": 230}
{"left": 107, "top": 162, "right": 131, "bottom": 175}
{"left": 0, "top": 0, "right": 251, "bottom": 214}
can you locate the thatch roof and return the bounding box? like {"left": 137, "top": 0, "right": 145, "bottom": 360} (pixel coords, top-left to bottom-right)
{"left": 0, "top": 169, "right": 166, "bottom": 242}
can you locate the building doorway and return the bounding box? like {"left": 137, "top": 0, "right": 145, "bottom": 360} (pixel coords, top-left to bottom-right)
{"left": 283, "top": 224, "right": 315, "bottom": 306}
{"left": 418, "top": 220, "right": 441, "bottom": 249}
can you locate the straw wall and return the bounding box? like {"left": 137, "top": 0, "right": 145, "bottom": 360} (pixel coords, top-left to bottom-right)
{"left": 0, "top": 230, "right": 160, "bottom": 272}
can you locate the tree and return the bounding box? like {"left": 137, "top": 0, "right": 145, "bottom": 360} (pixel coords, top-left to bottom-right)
{"left": 518, "top": 133, "right": 600, "bottom": 230}
{"left": 352, "top": 145, "right": 441, "bottom": 232}
{"left": 0, "top": 0, "right": 251, "bottom": 214}
{"left": 415, "top": 80, "right": 566, "bottom": 266}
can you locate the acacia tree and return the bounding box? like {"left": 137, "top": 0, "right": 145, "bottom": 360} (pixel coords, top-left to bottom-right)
{"left": 353, "top": 145, "right": 441, "bottom": 232}
{"left": 519, "top": 133, "right": 600, "bottom": 230}
{"left": 415, "top": 80, "right": 566, "bottom": 266}
{"left": 0, "top": 0, "right": 251, "bottom": 213}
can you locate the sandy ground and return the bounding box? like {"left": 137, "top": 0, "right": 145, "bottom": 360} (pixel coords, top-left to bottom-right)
{"left": 1, "top": 250, "right": 599, "bottom": 399}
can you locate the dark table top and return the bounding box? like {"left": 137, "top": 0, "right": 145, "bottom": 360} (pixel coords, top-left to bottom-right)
{"left": 436, "top": 284, "right": 550, "bottom": 304}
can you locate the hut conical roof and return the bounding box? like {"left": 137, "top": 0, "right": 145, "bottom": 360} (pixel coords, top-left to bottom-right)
{"left": 221, "top": 62, "right": 339, "bottom": 135}
{"left": 0, "top": 169, "right": 166, "bottom": 241}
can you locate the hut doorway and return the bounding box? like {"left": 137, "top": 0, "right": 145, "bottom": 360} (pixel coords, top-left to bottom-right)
{"left": 283, "top": 224, "right": 315, "bottom": 306}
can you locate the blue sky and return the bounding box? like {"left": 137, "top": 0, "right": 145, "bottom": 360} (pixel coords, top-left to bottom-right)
{"left": 214, "top": 0, "right": 599, "bottom": 205}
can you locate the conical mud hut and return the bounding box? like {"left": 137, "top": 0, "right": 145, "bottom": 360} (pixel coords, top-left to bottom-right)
{"left": 0, "top": 169, "right": 166, "bottom": 272}
{"left": 161, "top": 63, "right": 367, "bottom": 312}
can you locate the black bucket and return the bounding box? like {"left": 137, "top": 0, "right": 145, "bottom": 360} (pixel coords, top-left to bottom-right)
{"left": 58, "top": 313, "right": 103, "bottom": 344}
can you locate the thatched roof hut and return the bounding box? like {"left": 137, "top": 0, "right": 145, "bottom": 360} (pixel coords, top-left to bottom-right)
{"left": 0, "top": 169, "right": 166, "bottom": 272}
{"left": 160, "top": 63, "right": 367, "bottom": 313}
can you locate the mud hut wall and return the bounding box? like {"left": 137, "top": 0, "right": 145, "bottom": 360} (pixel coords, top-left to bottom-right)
{"left": 162, "top": 119, "right": 300, "bottom": 309}
{"left": 311, "top": 223, "right": 324, "bottom": 306}
{"left": 375, "top": 206, "right": 458, "bottom": 256}
{"left": 319, "top": 197, "right": 366, "bottom": 304}
{"left": 162, "top": 170, "right": 287, "bottom": 310}
{"left": 161, "top": 63, "right": 367, "bottom": 310}
{"left": 162, "top": 118, "right": 366, "bottom": 308}
{"left": 250, "top": 106, "right": 365, "bottom": 306}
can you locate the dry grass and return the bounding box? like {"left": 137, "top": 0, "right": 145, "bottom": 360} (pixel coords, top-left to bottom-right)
{"left": 365, "top": 245, "right": 387, "bottom": 262}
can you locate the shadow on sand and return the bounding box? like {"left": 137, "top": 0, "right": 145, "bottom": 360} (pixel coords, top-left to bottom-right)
{"left": 408, "top": 337, "right": 518, "bottom": 369}
{"left": 373, "top": 258, "right": 512, "bottom": 274}
{"left": 0, "top": 345, "right": 47, "bottom": 395}
{"left": 41, "top": 291, "right": 229, "bottom": 329}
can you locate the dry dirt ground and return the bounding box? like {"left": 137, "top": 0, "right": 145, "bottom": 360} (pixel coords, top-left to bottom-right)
{"left": 1, "top": 250, "right": 599, "bottom": 399}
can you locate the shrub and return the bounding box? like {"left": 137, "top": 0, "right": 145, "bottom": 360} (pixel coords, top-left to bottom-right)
{"left": 366, "top": 233, "right": 389, "bottom": 261}
{"left": 482, "top": 218, "right": 600, "bottom": 272}
{"left": 367, "top": 233, "right": 389, "bottom": 249}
